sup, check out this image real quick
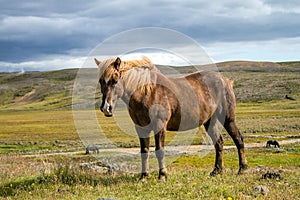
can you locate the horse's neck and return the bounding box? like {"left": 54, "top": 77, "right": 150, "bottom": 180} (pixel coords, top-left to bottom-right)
{"left": 120, "top": 91, "right": 131, "bottom": 105}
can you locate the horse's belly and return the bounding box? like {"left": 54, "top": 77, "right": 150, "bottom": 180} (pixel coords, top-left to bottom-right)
{"left": 167, "top": 112, "right": 205, "bottom": 131}
{"left": 167, "top": 123, "right": 198, "bottom": 131}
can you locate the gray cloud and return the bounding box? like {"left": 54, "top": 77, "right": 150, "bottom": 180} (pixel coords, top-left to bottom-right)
{"left": 0, "top": 0, "right": 299, "bottom": 71}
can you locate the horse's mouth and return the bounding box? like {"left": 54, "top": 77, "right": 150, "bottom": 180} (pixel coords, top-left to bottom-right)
{"left": 103, "top": 107, "right": 113, "bottom": 117}
{"left": 101, "top": 104, "right": 113, "bottom": 117}
{"left": 104, "top": 113, "right": 113, "bottom": 117}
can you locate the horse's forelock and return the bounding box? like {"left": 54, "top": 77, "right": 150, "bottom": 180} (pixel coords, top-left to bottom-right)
{"left": 98, "top": 58, "right": 116, "bottom": 81}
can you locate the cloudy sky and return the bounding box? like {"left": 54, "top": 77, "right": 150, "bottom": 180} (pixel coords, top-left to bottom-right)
{"left": 0, "top": 0, "right": 300, "bottom": 72}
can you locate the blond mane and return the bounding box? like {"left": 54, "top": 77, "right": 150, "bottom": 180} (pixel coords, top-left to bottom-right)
{"left": 98, "top": 56, "right": 159, "bottom": 94}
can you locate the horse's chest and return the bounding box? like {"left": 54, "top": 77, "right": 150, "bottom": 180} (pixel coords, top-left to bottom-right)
{"left": 128, "top": 102, "right": 151, "bottom": 127}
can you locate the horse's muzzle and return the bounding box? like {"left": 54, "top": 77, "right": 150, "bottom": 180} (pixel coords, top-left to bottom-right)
{"left": 100, "top": 104, "right": 113, "bottom": 117}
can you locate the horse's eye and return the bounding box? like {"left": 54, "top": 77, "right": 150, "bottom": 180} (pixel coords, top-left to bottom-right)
{"left": 112, "top": 79, "right": 118, "bottom": 85}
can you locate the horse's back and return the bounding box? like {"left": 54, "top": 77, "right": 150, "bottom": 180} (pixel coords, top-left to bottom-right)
{"left": 185, "top": 71, "right": 237, "bottom": 120}
{"left": 166, "top": 71, "right": 236, "bottom": 130}
{"left": 184, "top": 71, "right": 235, "bottom": 103}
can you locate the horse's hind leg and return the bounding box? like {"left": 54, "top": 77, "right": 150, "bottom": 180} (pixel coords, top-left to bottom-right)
{"left": 224, "top": 118, "right": 248, "bottom": 174}
{"left": 204, "top": 116, "right": 224, "bottom": 176}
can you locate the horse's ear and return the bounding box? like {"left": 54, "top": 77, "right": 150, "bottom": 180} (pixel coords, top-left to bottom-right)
{"left": 114, "top": 57, "right": 121, "bottom": 71}
{"left": 94, "top": 58, "right": 101, "bottom": 67}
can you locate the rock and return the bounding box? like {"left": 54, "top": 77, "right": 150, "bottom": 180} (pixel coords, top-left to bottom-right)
{"left": 97, "top": 198, "right": 118, "bottom": 200}
{"left": 254, "top": 185, "right": 270, "bottom": 195}
{"left": 108, "top": 164, "right": 119, "bottom": 171}
{"left": 261, "top": 171, "right": 282, "bottom": 181}
{"left": 57, "top": 188, "right": 70, "bottom": 194}
{"left": 79, "top": 161, "right": 120, "bottom": 173}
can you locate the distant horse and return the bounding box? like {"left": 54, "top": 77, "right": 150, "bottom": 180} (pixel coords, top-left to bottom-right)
{"left": 266, "top": 140, "right": 280, "bottom": 148}
{"left": 285, "top": 95, "right": 295, "bottom": 101}
{"left": 95, "top": 56, "right": 248, "bottom": 180}
{"left": 86, "top": 146, "right": 99, "bottom": 154}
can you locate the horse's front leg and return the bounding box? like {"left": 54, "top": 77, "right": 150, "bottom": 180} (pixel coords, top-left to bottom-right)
{"left": 136, "top": 126, "right": 150, "bottom": 181}
{"left": 154, "top": 127, "right": 167, "bottom": 181}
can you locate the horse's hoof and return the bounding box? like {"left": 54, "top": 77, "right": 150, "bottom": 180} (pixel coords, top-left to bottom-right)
{"left": 158, "top": 168, "right": 168, "bottom": 181}
{"left": 158, "top": 175, "right": 167, "bottom": 182}
{"left": 210, "top": 167, "right": 222, "bottom": 176}
{"left": 238, "top": 164, "right": 249, "bottom": 175}
{"left": 139, "top": 172, "right": 149, "bottom": 182}
{"left": 139, "top": 177, "right": 148, "bottom": 183}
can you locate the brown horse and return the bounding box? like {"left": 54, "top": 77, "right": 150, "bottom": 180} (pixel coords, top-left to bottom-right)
{"left": 95, "top": 56, "right": 248, "bottom": 180}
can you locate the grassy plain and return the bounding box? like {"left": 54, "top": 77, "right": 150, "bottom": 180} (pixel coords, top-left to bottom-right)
{"left": 0, "top": 99, "right": 299, "bottom": 199}
{"left": 0, "top": 143, "right": 299, "bottom": 199}
{"left": 0, "top": 100, "right": 299, "bottom": 152}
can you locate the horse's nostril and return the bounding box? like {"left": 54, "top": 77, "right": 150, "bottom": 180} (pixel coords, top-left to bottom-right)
{"left": 108, "top": 105, "right": 113, "bottom": 112}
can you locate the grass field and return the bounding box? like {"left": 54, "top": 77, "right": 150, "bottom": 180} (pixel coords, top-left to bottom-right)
{"left": 0, "top": 100, "right": 299, "bottom": 152}
{"left": 0, "top": 143, "right": 299, "bottom": 199}
{"left": 0, "top": 99, "right": 299, "bottom": 199}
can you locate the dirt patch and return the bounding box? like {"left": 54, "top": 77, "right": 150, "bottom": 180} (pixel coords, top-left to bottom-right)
{"left": 14, "top": 88, "right": 36, "bottom": 102}
{"left": 21, "top": 138, "right": 300, "bottom": 158}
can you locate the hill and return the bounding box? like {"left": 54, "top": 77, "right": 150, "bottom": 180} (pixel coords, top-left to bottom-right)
{"left": 0, "top": 69, "right": 77, "bottom": 110}
{"left": 0, "top": 61, "right": 299, "bottom": 110}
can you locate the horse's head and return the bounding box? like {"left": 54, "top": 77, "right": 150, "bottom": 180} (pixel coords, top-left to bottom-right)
{"left": 95, "top": 57, "right": 124, "bottom": 117}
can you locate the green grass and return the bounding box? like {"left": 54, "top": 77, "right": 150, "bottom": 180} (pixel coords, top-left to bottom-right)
{"left": 0, "top": 102, "right": 299, "bottom": 199}
{"left": 0, "top": 110, "right": 81, "bottom": 153}
{"left": 0, "top": 99, "right": 299, "bottom": 152}
{"left": 0, "top": 143, "right": 299, "bottom": 199}
{"left": 0, "top": 144, "right": 56, "bottom": 153}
